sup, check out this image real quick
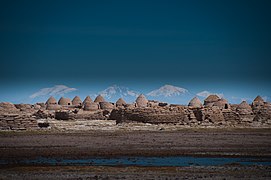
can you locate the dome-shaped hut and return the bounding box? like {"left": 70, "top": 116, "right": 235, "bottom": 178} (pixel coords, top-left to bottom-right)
{"left": 58, "top": 97, "right": 72, "bottom": 106}
{"left": 83, "top": 102, "right": 99, "bottom": 111}
{"left": 94, "top": 95, "right": 105, "bottom": 103}
{"left": 254, "top": 95, "right": 264, "bottom": 102}
{"left": 237, "top": 101, "right": 252, "bottom": 111}
{"left": 45, "top": 96, "right": 57, "bottom": 105}
{"left": 83, "top": 96, "right": 93, "bottom": 104}
{"left": 252, "top": 95, "right": 265, "bottom": 107}
{"left": 213, "top": 98, "right": 230, "bottom": 109}
{"left": 0, "top": 102, "right": 18, "bottom": 111}
{"left": 204, "top": 95, "right": 220, "bottom": 106}
{"left": 72, "top": 96, "right": 82, "bottom": 106}
{"left": 99, "top": 102, "right": 114, "bottom": 110}
{"left": 46, "top": 104, "right": 62, "bottom": 110}
{"left": 188, "top": 97, "right": 202, "bottom": 108}
{"left": 116, "top": 98, "right": 126, "bottom": 107}
{"left": 136, "top": 94, "right": 148, "bottom": 107}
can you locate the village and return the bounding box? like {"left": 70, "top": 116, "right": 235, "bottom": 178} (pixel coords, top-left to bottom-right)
{"left": 0, "top": 94, "right": 270, "bottom": 131}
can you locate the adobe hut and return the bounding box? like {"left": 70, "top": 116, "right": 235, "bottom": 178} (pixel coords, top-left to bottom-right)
{"left": 236, "top": 101, "right": 254, "bottom": 122}
{"left": 99, "top": 102, "right": 114, "bottom": 110}
{"left": 136, "top": 94, "right": 148, "bottom": 107}
{"left": 58, "top": 97, "right": 72, "bottom": 106}
{"left": 0, "top": 102, "right": 18, "bottom": 111}
{"left": 46, "top": 104, "right": 62, "bottom": 110}
{"left": 94, "top": 95, "right": 105, "bottom": 103}
{"left": 237, "top": 101, "right": 251, "bottom": 110}
{"left": 72, "top": 96, "right": 82, "bottom": 106}
{"left": 213, "top": 98, "right": 230, "bottom": 109}
{"left": 83, "top": 102, "right": 99, "bottom": 111}
{"left": 45, "top": 96, "right": 57, "bottom": 105}
{"left": 252, "top": 95, "right": 265, "bottom": 107}
{"left": 83, "top": 96, "right": 93, "bottom": 104}
{"left": 204, "top": 95, "right": 220, "bottom": 107}
{"left": 251, "top": 95, "right": 265, "bottom": 112}
{"left": 188, "top": 97, "right": 202, "bottom": 108}
{"left": 116, "top": 98, "right": 126, "bottom": 107}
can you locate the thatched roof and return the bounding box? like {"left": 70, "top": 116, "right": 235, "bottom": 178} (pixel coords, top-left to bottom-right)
{"left": 46, "top": 96, "right": 57, "bottom": 105}
{"left": 237, "top": 101, "right": 252, "bottom": 110}
{"left": 83, "top": 102, "right": 99, "bottom": 111}
{"left": 58, "top": 97, "right": 72, "bottom": 106}
{"left": 116, "top": 98, "right": 126, "bottom": 107}
{"left": 94, "top": 95, "right": 105, "bottom": 103}
{"left": 72, "top": 96, "right": 82, "bottom": 106}
{"left": 136, "top": 94, "right": 148, "bottom": 107}
{"left": 83, "top": 96, "right": 93, "bottom": 104}
{"left": 253, "top": 95, "right": 264, "bottom": 102}
{"left": 188, "top": 97, "right": 202, "bottom": 108}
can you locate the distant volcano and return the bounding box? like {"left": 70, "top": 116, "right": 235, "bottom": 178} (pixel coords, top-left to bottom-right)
{"left": 98, "top": 85, "right": 140, "bottom": 103}
{"left": 147, "top": 84, "right": 193, "bottom": 104}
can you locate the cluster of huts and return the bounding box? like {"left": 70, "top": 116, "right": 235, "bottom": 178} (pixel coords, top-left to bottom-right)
{"left": 45, "top": 93, "right": 266, "bottom": 113}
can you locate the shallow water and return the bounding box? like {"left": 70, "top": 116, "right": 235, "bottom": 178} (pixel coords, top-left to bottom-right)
{"left": 1, "top": 156, "right": 271, "bottom": 166}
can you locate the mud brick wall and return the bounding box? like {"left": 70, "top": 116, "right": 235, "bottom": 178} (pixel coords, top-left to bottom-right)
{"left": 0, "top": 114, "right": 38, "bottom": 130}
{"left": 110, "top": 107, "right": 187, "bottom": 124}
{"left": 253, "top": 105, "right": 271, "bottom": 123}
{"left": 55, "top": 111, "right": 107, "bottom": 120}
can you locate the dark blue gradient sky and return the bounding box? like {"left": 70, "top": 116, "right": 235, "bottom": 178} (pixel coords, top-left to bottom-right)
{"left": 0, "top": 0, "right": 271, "bottom": 103}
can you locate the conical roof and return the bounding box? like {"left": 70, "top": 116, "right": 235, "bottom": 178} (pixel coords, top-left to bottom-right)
{"left": 58, "top": 97, "right": 72, "bottom": 106}
{"left": 188, "top": 97, "right": 202, "bottom": 108}
{"left": 116, "top": 98, "right": 126, "bottom": 107}
{"left": 46, "top": 96, "right": 57, "bottom": 105}
{"left": 83, "top": 102, "right": 99, "bottom": 111}
{"left": 99, "top": 102, "right": 114, "bottom": 110}
{"left": 83, "top": 96, "right": 93, "bottom": 104}
{"left": 204, "top": 95, "right": 220, "bottom": 102}
{"left": 219, "top": 98, "right": 228, "bottom": 103}
{"left": 237, "top": 101, "right": 252, "bottom": 110}
{"left": 136, "top": 94, "right": 148, "bottom": 107}
{"left": 253, "top": 95, "right": 264, "bottom": 102}
{"left": 72, "top": 96, "right": 82, "bottom": 105}
{"left": 94, "top": 94, "right": 105, "bottom": 103}
{"left": 46, "top": 104, "right": 62, "bottom": 110}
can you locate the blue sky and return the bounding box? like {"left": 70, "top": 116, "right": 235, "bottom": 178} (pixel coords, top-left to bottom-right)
{"left": 0, "top": 0, "right": 271, "bottom": 104}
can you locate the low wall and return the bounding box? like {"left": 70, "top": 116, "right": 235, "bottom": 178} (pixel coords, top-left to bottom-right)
{"left": 0, "top": 114, "right": 38, "bottom": 130}
{"left": 110, "top": 105, "right": 271, "bottom": 127}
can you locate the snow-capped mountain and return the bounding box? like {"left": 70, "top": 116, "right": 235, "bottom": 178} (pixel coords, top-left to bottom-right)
{"left": 147, "top": 85, "right": 188, "bottom": 97}
{"left": 147, "top": 84, "right": 192, "bottom": 104}
{"left": 98, "top": 85, "right": 140, "bottom": 103}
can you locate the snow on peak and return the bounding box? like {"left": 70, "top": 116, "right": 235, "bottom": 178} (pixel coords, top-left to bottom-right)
{"left": 147, "top": 84, "right": 188, "bottom": 97}
{"left": 99, "top": 85, "right": 139, "bottom": 99}
{"left": 30, "top": 85, "right": 77, "bottom": 99}
{"left": 196, "top": 91, "right": 224, "bottom": 98}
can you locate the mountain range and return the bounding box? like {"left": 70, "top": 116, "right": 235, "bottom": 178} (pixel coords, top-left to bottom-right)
{"left": 97, "top": 84, "right": 194, "bottom": 104}
{"left": 26, "top": 84, "right": 236, "bottom": 105}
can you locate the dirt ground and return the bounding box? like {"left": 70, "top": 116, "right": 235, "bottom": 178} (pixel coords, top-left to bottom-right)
{"left": 0, "top": 128, "right": 271, "bottom": 179}
{"left": 1, "top": 165, "right": 271, "bottom": 179}
{"left": 0, "top": 128, "right": 271, "bottom": 159}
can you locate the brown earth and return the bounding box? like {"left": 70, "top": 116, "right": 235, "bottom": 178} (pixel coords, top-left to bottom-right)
{"left": 1, "top": 128, "right": 271, "bottom": 179}
{"left": 0, "top": 128, "right": 271, "bottom": 160}
{"left": 0, "top": 165, "right": 271, "bottom": 179}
